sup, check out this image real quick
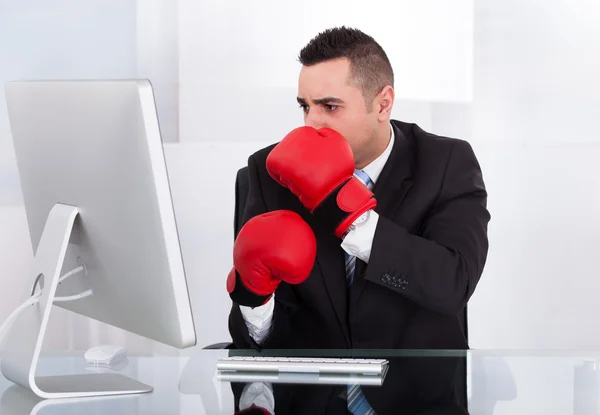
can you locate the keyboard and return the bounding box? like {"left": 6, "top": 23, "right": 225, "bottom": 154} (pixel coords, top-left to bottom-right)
{"left": 216, "top": 356, "right": 388, "bottom": 375}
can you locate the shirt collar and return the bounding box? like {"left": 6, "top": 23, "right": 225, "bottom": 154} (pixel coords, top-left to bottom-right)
{"left": 360, "top": 123, "right": 395, "bottom": 185}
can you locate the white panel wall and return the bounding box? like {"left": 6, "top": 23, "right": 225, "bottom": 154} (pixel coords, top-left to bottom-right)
{"left": 180, "top": 0, "right": 472, "bottom": 99}
{"left": 178, "top": 0, "right": 473, "bottom": 144}
{"left": 136, "top": 0, "right": 179, "bottom": 143}
{"left": 467, "top": 0, "right": 600, "bottom": 349}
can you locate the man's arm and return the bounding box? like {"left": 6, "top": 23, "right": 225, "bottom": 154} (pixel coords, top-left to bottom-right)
{"left": 361, "top": 140, "right": 489, "bottom": 315}
{"left": 228, "top": 154, "right": 301, "bottom": 349}
{"left": 229, "top": 155, "right": 273, "bottom": 347}
{"left": 230, "top": 290, "right": 298, "bottom": 349}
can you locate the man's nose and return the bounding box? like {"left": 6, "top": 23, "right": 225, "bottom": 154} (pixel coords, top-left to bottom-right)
{"left": 304, "top": 111, "right": 327, "bottom": 130}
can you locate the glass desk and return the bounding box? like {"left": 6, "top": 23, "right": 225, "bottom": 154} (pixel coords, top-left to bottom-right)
{"left": 0, "top": 349, "right": 599, "bottom": 414}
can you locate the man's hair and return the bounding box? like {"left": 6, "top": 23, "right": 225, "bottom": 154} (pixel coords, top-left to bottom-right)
{"left": 298, "top": 26, "right": 394, "bottom": 107}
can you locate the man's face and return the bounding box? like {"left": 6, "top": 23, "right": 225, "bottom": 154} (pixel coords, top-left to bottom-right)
{"left": 297, "top": 58, "right": 378, "bottom": 167}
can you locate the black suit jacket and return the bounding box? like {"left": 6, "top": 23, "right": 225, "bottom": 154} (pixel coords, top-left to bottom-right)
{"left": 229, "top": 120, "right": 489, "bottom": 352}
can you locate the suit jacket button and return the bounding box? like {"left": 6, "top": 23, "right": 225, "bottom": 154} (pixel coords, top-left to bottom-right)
{"left": 381, "top": 273, "right": 391, "bottom": 283}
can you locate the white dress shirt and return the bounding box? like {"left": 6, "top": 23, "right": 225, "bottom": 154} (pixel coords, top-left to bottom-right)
{"left": 240, "top": 124, "right": 395, "bottom": 344}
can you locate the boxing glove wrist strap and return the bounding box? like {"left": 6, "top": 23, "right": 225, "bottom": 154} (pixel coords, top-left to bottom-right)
{"left": 227, "top": 269, "right": 272, "bottom": 308}
{"left": 312, "top": 176, "right": 377, "bottom": 238}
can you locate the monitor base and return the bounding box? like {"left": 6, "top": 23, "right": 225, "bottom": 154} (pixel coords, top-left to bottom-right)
{"left": 0, "top": 203, "right": 153, "bottom": 399}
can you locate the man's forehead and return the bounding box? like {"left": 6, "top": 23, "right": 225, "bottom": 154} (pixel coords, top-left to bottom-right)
{"left": 297, "top": 81, "right": 360, "bottom": 104}
{"left": 298, "top": 73, "right": 352, "bottom": 102}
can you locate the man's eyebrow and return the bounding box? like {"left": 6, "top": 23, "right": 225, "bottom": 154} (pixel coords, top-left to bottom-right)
{"left": 296, "top": 96, "right": 345, "bottom": 105}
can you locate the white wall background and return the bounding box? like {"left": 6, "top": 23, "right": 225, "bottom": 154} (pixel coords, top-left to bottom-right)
{"left": 1, "top": 0, "right": 599, "bottom": 355}
{"left": 467, "top": 0, "right": 600, "bottom": 349}
{"left": 178, "top": 0, "right": 473, "bottom": 145}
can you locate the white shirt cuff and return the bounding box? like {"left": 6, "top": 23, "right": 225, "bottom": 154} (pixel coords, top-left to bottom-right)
{"left": 239, "top": 295, "right": 275, "bottom": 344}
{"left": 341, "top": 210, "right": 379, "bottom": 263}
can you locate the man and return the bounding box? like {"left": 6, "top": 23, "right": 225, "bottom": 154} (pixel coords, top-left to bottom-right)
{"left": 226, "top": 26, "right": 488, "bottom": 413}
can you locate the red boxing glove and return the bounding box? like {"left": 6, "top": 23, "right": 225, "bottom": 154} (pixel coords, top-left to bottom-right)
{"left": 266, "top": 126, "right": 376, "bottom": 238}
{"left": 227, "top": 210, "right": 316, "bottom": 307}
{"left": 234, "top": 405, "right": 272, "bottom": 415}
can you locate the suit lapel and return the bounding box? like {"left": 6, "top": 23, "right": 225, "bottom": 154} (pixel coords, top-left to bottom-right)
{"left": 349, "top": 122, "right": 415, "bottom": 308}
{"left": 372, "top": 122, "right": 414, "bottom": 218}
{"left": 315, "top": 229, "right": 351, "bottom": 345}
{"left": 281, "top": 191, "right": 351, "bottom": 346}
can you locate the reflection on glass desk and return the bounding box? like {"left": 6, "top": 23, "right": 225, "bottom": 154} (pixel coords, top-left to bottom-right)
{"left": 0, "top": 350, "right": 599, "bottom": 414}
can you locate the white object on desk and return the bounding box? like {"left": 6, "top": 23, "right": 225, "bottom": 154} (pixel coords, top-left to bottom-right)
{"left": 84, "top": 345, "right": 128, "bottom": 366}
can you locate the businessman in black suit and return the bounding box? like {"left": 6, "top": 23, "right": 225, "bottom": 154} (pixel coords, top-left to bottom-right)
{"left": 226, "top": 26, "right": 488, "bottom": 413}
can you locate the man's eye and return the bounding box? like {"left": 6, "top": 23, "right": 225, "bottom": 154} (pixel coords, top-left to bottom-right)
{"left": 325, "top": 105, "right": 338, "bottom": 111}
{"left": 299, "top": 104, "right": 309, "bottom": 113}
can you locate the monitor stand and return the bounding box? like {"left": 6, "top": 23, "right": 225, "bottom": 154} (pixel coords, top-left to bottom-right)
{"left": 0, "top": 203, "right": 153, "bottom": 399}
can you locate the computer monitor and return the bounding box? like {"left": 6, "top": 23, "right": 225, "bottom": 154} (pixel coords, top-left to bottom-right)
{"left": 1, "top": 79, "right": 197, "bottom": 399}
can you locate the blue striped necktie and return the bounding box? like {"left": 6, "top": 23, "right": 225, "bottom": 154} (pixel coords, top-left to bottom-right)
{"left": 346, "top": 170, "right": 376, "bottom": 415}
{"left": 344, "top": 170, "right": 373, "bottom": 286}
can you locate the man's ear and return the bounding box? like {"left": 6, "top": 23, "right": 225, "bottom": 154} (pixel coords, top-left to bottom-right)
{"left": 376, "top": 86, "right": 395, "bottom": 121}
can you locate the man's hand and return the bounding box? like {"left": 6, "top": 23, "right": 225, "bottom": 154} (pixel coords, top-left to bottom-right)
{"left": 266, "top": 126, "right": 376, "bottom": 238}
